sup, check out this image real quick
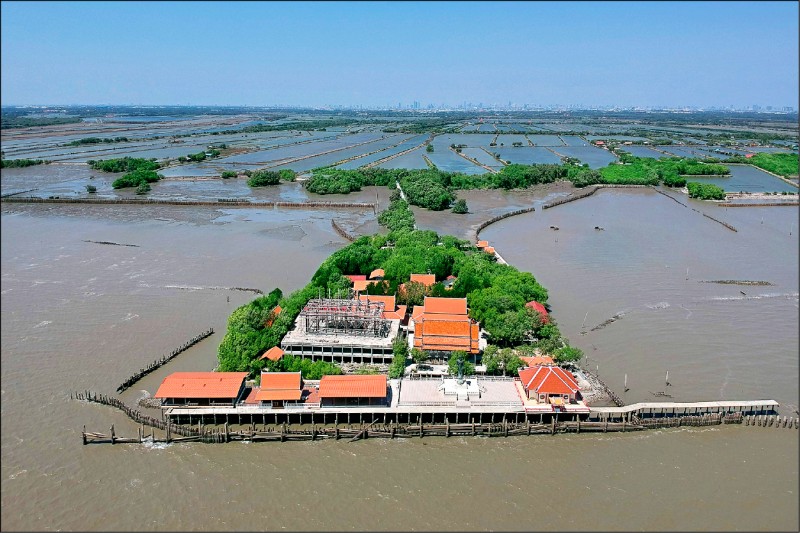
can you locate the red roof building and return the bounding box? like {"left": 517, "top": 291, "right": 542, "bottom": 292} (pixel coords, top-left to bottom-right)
{"left": 358, "top": 294, "right": 408, "bottom": 322}
{"left": 519, "top": 355, "right": 555, "bottom": 367}
{"left": 526, "top": 300, "right": 550, "bottom": 324}
{"left": 518, "top": 365, "right": 580, "bottom": 404}
{"left": 256, "top": 372, "right": 303, "bottom": 406}
{"left": 412, "top": 297, "right": 481, "bottom": 354}
{"left": 154, "top": 372, "right": 248, "bottom": 406}
{"left": 410, "top": 273, "right": 436, "bottom": 287}
{"left": 259, "top": 346, "right": 285, "bottom": 361}
{"left": 369, "top": 268, "right": 385, "bottom": 280}
{"left": 344, "top": 274, "right": 367, "bottom": 282}
{"left": 265, "top": 305, "right": 282, "bottom": 328}
{"left": 476, "top": 240, "right": 489, "bottom": 249}
{"left": 318, "top": 375, "right": 388, "bottom": 406}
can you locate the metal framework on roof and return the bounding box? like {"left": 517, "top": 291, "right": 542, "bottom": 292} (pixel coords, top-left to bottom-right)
{"left": 300, "top": 298, "right": 390, "bottom": 338}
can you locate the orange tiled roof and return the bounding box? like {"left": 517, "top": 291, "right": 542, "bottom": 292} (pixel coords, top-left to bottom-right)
{"left": 259, "top": 346, "right": 284, "bottom": 361}
{"left": 256, "top": 371, "right": 302, "bottom": 402}
{"left": 359, "top": 294, "right": 395, "bottom": 311}
{"left": 413, "top": 313, "right": 481, "bottom": 354}
{"left": 384, "top": 304, "right": 408, "bottom": 321}
{"left": 476, "top": 240, "right": 489, "bottom": 248}
{"left": 369, "top": 268, "right": 385, "bottom": 279}
{"left": 345, "top": 274, "right": 367, "bottom": 282}
{"left": 423, "top": 297, "right": 468, "bottom": 316}
{"left": 261, "top": 372, "right": 301, "bottom": 390}
{"left": 154, "top": 372, "right": 248, "bottom": 399}
{"left": 410, "top": 273, "right": 436, "bottom": 287}
{"left": 484, "top": 246, "right": 495, "bottom": 254}
{"left": 318, "top": 375, "right": 387, "bottom": 398}
{"left": 518, "top": 366, "right": 579, "bottom": 396}
{"left": 520, "top": 355, "right": 555, "bottom": 367}
{"left": 265, "top": 305, "right": 282, "bottom": 328}
{"left": 419, "top": 320, "right": 472, "bottom": 336}
{"left": 352, "top": 280, "right": 371, "bottom": 292}
{"left": 256, "top": 389, "right": 302, "bottom": 401}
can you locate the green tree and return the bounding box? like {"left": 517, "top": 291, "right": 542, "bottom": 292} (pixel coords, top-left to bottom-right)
{"left": 248, "top": 170, "right": 281, "bottom": 187}
{"left": 85, "top": 184, "right": 97, "bottom": 193}
{"left": 554, "top": 345, "right": 584, "bottom": 364}
{"left": 221, "top": 171, "right": 237, "bottom": 179}
{"left": 411, "top": 348, "right": 428, "bottom": 366}
{"left": 451, "top": 198, "right": 468, "bottom": 214}
{"left": 448, "top": 350, "right": 475, "bottom": 376}
{"left": 426, "top": 144, "right": 434, "bottom": 153}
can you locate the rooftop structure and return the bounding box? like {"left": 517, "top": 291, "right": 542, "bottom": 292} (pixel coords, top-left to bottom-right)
{"left": 299, "top": 297, "right": 389, "bottom": 338}
{"left": 358, "top": 294, "right": 408, "bottom": 322}
{"left": 369, "top": 268, "right": 385, "bottom": 280}
{"left": 281, "top": 297, "right": 401, "bottom": 364}
{"left": 397, "top": 377, "right": 522, "bottom": 408}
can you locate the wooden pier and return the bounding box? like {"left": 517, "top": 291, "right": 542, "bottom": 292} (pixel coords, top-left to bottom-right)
{"left": 80, "top": 410, "right": 798, "bottom": 446}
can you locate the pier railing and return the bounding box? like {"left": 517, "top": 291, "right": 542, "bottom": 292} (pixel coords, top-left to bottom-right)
{"left": 79, "top": 411, "right": 799, "bottom": 445}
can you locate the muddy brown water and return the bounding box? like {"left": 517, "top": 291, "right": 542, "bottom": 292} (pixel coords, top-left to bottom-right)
{"left": 1, "top": 186, "right": 798, "bottom": 531}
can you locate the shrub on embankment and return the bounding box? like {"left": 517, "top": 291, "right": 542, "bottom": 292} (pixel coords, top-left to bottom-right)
{"left": 87, "top": 157, "right": 165, "bottom": 190}
{"left": 600, "top": 154, "right": 728, "bottom": 187}
{"left": 218, "top": 225, "right": 583, "bottom": 376}
{"left": 0, "top": 158, "right": 48, "bottom": 168}
{"left": 687, "top": 181, "right": 726, "bottom": 200}
{"left": 726, "top": 153, "right": 799, "bottom": 178}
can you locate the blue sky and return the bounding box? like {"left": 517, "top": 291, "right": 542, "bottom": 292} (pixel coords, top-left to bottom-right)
{"left": 1, "top": 1, "right": 798, "bottom": 107}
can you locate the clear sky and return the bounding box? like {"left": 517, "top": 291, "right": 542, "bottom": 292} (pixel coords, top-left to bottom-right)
{"left": 1, "top": 1, "right": 798, "bottom": 108}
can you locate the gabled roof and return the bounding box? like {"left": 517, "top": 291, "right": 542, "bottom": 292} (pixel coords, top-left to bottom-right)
{"left": 259, "top": 346, "right": 284, "bottom": 361}
{"left": 423, "top": 297, "right": 468, "bottom": 316}
{"left": 345, "top": 274, "right": 367, "bottom": 282}
{"left": 352, "top": 279, "right": 371, "bottom": 292}
{"left": 359, "top": 294, "right": 395, "bottom": 311}
{"left": 265, "top": 305, "right": 282, "bottom": 328}
{"left": 369, "top": 268, "right": 385, "bottom": 279}
{"left": 410, "top": 273, "right": 436, "bottom": 287}
{"left": 261, "top": 372, "right": 301, "bottom": 391}
{"left": 476, "top": 240, "right": 489, "bottom": 249}
{"left": 154, "top": 372, "right": 248, "bottom": 399}
{"left": 256, "top": 371, "right": 303, "bottom": 401}
{"left": 526, "top": 300, "right": 550, "bottom": 324}
{"left": 520, "top": 355, "right": 555, "bottom": 367}
{"left": 518, "top": 366, "right": 579, "bottom": 396}
{"left": 318, "top": 375, "right": 387, "bottom": 398}
{"left": 484, "top": 246, "right": 495, "bottom": 254}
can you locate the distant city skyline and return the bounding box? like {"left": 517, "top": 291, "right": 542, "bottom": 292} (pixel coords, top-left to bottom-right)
{"left": 1, "top": 1, "right": 798, "bottom": 108}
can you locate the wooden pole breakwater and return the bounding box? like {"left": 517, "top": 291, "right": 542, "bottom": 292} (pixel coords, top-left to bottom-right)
{"left": 474, "top": 206, "right": 537, "bottom": 239}
{"left": 542, "top": 186, "right": 599, "bottom": 209}
{"left": 331, "top": 219, "right": 356, "bottom": 242}
{"left": 1, "top": 197, "right": 377, "bottom": 209}
{"left": 78, "top": 412, "right": 798, "bottom": 445}
{"left": 116, "top": 328, "right": 214, "bottom": 394}
{"left": 75, "top": 390, "right": 199, "bottom": 442}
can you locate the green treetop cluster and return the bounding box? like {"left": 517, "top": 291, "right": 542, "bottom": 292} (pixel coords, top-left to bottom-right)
{"left": 218, "top": 221, "right": 582, "bottom": 377}
{"left": 725, "top": 152, "right": 799, "bottom": 178}
{"left": 686, "top": 182, "right": 726, "bottom": 200}
{"left": 87, "top": 157, "right": 164, "bottom": 189}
